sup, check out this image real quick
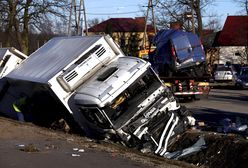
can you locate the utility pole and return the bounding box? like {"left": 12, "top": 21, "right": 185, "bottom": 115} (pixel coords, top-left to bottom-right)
{"left": 67, "top": 0, "right": 87, "bottom": 36}
{"left": 73, "top": 0, "right": 78, "bottom": 33}
{"left": 151, "top": 0, "right": 157, "bottom": 35}
{"left": 77, "top": 0, "right": 83, "bottom": 35}
{"left": 191, "top": 0, "right": 195, "bottom": 34}
{"left": 68, "top": 0, "right": 73, "bottom": 36}
{"left": 142, "top": 0, "right": 156, "bottom": 49}
{"left": 82, "top": 0, "right": 88, "bottom": 36}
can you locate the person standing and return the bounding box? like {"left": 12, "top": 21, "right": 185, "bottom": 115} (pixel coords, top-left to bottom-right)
{"left": 12, "top": 95, "right": 28, "bottom": 122}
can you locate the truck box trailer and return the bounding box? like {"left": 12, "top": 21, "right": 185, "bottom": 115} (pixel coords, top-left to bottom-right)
{"left": 3, "top": 35, "right": 194, "bottom": 155}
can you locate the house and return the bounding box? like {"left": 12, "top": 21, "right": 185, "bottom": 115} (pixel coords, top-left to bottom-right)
{"left": 201, "top": 30, "right": 220, "bottom": 65}
{"left": 214, "top": 16, "right": 248, "bottom": 64}
{"left": 87, "top": 17, "right": 155, "bottom": 56}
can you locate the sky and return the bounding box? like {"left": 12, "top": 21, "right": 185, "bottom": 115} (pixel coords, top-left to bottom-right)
{"left": 84, "top": 0, "right": 244, "bottom": 28}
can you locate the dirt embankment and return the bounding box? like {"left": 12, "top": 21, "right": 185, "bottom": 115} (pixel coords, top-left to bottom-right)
{"left": 0, "top": 117, "right": 195, "bottom": 168}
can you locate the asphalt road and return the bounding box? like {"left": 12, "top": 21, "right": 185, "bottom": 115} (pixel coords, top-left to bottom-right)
{"left": 181, "top": 88, "right": 248, "bottom": 128}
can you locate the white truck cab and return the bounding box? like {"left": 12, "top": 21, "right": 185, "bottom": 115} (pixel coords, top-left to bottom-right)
{"left": 72, "top": 56, "right": 183, "bottom": 154}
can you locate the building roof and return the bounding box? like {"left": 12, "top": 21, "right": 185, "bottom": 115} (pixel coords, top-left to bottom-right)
{"left": 88, "top": 17, "right": 155, "bottom": 33}
{"left": 217, "top": 16, "right": 248, "bottom": 46}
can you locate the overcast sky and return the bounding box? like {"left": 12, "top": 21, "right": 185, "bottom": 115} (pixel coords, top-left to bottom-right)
{"left": 84, "top": 0, "right": 243, "bottom": 28}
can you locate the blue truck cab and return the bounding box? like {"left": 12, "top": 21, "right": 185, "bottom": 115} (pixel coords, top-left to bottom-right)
{"left": 150, "top": 29, "right": 206, "bottom": 76}
{"left": 148, "top": 29, "right": 210, "bottom": 99}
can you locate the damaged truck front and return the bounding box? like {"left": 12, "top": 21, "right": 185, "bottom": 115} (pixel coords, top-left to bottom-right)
{"left": 5, "top": 35, "right": 194, "bottom": 156}
{"left": 72, "top": 56, "right": 194, "bottom": 154}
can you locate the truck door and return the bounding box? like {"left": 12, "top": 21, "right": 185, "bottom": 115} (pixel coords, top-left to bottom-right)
{"left": 171, "top": 35, "right": 192, "bottom": 63}
{"left": 187, "top": 34, "right": 205, "bottom": 62}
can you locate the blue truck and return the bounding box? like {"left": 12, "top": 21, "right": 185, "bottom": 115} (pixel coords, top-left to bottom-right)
{"left": 148, "top": 29, "right": 210, "bottom": 99}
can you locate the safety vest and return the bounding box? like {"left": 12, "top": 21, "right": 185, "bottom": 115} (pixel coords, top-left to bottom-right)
{"left": 12, "top": 97, "right": 26, "bottom": 113}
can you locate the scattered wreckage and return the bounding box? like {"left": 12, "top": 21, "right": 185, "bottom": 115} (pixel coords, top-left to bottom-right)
{"left": 0, "top": 35, "right": 195, "bottom": 156}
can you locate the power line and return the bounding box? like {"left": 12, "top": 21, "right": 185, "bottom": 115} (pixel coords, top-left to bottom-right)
{"left": 86, "top": 11, "right": 141, "bottom": 15}
{"left": 86, "top": 4, "right": 144, "bottom": 9}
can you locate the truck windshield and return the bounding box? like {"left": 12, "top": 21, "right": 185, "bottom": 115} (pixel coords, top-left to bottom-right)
{"left": 103, "top": 68, "right": 163, "bottom": 128}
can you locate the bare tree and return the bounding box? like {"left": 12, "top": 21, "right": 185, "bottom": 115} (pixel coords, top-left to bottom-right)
{"left": 0, "top": 0, "right": 69, "bottom": 54}
{"left": 233, "top": 0, "right": 248, "bottom": 15}
{"left": 204, "top": 12, "right": 222, "bottom": 31}
{"left": 88, "top": 18, "right": 101, "bottom": 28}
{"left": 155, "top": 0, "right": 215, "bottom": 38}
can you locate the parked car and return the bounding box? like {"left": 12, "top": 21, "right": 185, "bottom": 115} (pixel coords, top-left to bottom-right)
{"left": 213, "top": 65, "right": 237, "bottom": 83}
{"left": 236, "top": 66, "right": 248, "bottom": 89}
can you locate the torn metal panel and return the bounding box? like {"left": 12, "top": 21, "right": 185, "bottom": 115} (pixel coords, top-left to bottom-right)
{"left": 164, "top": 136, "right": 206, "bottom": 159}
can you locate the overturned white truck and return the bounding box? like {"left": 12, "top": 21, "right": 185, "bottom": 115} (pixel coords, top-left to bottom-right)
{"left": 4, "top": 35, "right": 194, "bottom": 155}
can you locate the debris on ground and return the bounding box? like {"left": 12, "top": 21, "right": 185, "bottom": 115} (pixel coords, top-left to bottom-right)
{"left": 50, "top": 118, "right": 70, "bottom": 133}
{"left": 78, "top": 149, "right": 85, "bottom": 152}
{"left": 71, "top": 153, "right": 80, "bottom": 157}
{"left": 164, "top": 136, "right": 207, "bottom": 160}
{"left": 167, "top": 131, "right": 248, "bottom": 168}
{"left": 18, "top": 143, "right": 40, "bottom": 152}
{"left": 45, "top": 144, "right": 58, "bottom": 150}
{"left": 218, "top": 118, "right": 248, "bottom": 135}
{"left": 196, "top": 116, "right": 248, "bottom": 138}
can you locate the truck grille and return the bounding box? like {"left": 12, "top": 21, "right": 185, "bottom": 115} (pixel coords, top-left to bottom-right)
{"left": 64, "top": 70, "right": 78, "bottom": 82}
{"left": 96, "top": 47, "right": 106, "bottom": 57}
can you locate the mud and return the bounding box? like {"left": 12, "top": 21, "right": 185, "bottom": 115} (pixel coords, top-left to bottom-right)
{"left": 168, "top": 130, "right": 248, "bottom": 168}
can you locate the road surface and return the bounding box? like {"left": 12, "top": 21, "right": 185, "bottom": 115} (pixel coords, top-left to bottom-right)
{"left": 182, "top": 88, "right": 248, "bottom": 128}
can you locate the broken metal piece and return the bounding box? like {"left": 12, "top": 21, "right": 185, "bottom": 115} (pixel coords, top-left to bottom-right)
{"left": 163, "top": 136, "right": 206, "bottom": 159}
{"left": 71, "top": 154, "right": 80, "bottom": 157}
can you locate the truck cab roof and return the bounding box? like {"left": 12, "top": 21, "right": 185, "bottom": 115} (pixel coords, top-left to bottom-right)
{"left": 152, "top": 29, "right": 205, "bottom": 70}
{"left": 74, "top": 56, "right": 150, "bottom": 107}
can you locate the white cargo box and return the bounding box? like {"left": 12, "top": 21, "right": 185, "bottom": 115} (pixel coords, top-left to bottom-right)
{"left": 6, "top": 35, "right": 124, "bottom": 113}
{"left": 0, "top": 47, "right": 27, "bottom": 78}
